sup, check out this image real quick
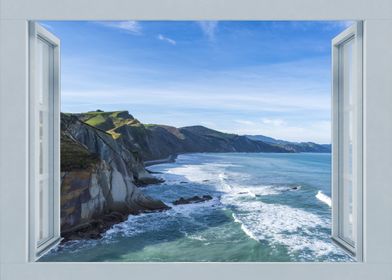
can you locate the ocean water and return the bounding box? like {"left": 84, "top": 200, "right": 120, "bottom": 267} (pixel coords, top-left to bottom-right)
{"left": 42, "top": 153, "right": 352, "bottom": 262}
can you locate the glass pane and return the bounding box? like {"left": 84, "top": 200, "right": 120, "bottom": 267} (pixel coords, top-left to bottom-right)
{"left": 338, "top": 37, "right": 355, "bottom": 245}
{"left": 36, "top": 37, "right": 54, "bottom": 245}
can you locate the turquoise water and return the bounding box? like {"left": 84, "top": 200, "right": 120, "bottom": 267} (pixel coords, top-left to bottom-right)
{"left": 42, "top": 153, "right": 352, "bottom": 262}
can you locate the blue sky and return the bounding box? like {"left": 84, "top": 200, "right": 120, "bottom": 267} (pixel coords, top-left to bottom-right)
{"left": 42, "top": 21, "right": 351, "bottom": 143}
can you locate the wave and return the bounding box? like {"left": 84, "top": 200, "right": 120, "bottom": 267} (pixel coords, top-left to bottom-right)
{"left": 218, "top": 172, "right": 238, "bottom": 192}
{"left": 139, "top": 154, "right": 348, "bottom": 260}
{"left": 232, "top": 213, "right": 258, "bottom": 241}
{"left": 153, "top": 159, "right": 294, "bottom": 198}
{"left": 105, "top": 196, "right": 221, "bottom": 238}
{"left": 316, "top": 191, "right": 332, "bottom": 207}
{"left": 228, "top": 199, "right": 343, "bottom": 258}
{"left": 238, "top": 185, "right": 300, "bottom": 197}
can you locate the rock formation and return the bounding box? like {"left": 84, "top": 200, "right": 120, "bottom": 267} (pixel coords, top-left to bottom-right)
{"left": 60, "top": 114, "right": 169, "bottom": 240}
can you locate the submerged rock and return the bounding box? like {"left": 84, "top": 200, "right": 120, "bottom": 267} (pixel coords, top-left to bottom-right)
{"left": 172, "top": 195, "right": 213, "bottom": 205}
{"left": 135, "top": 175, "right": 164, "bottom": 187}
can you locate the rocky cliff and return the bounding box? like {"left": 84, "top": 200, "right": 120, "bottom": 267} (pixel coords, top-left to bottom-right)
{"left": 60, "top": 114, "right": 169, "bottom": 240}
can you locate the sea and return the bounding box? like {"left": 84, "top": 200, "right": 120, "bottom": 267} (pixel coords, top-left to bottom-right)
{"left": 41, "top": 153, "right": 352, "bottom": 262}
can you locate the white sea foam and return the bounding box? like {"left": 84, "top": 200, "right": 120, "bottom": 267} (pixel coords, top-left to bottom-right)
{"left": 138, "top": 155, "right": 346, "bottom": 260}
{"left": 104, "top": 196, "right": 221, "bottom": 239}
{"left": 232, "top": 213, "right": 258, "bottom": 241}
{"left": 45, "top": 154, "right": 353, "bottom": 262}
{"left": 225, "top": 195, "right": 342, "bottom": 258}
{"left": 187, "top": 234, "right": 208, "bottom": 241}
{"left": 218, "top": 172, "right": 234, "bottom": 191}
{"left": 236, "top": 185, "right": 298, "bottom": 197}
{"left": 166, "top": 165, "right": 217, "bottom": 183}
{"left": 163, "top": 162, "right": 246, "bottom": 192}
{"left": 316, "top": 191, "right": 332, "bottom": 207}
{"left": 217, "top": 171, "right": 292, "bottom": 197}
{"left": 158, "top": 159, "right": 340, "bottom": 258}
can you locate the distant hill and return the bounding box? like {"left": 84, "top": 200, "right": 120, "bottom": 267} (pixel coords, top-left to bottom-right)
{"left": 66, "top": 110, "right": 330, "bottom": 163}
{"left": 68, "top": 110, "right": 291, "bottom": 161}
{"left": 245, "top": 135, "right": 331, "bottom": 153}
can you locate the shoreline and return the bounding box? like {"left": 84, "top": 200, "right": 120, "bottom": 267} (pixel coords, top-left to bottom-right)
{"left": 61, "top": 153, "right": 328, "bottom": 243}
{"left": 144, "top": 152, "right": 330, "bottom": 168}
{"left": 144, "top": 154, "right": 178, "bottom": 167}
{"left": 61, "top": 157, "right": 177, "bottom": 242}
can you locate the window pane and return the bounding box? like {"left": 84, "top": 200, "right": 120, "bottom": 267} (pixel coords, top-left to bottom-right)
{"left": 338, "top": 37, "right": 355, "bottom": 245}
{"left": 36, "top": 38, "right": 54, "bottom": 245}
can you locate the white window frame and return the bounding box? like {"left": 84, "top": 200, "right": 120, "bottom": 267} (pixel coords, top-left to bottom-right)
{"left": 28, "top": 22, "right": 61, "bottom": 261}
{"left": 331, "top": 22, "right": 363, "bottom": 260}
{"left": 1, "top": 1, "right": 392, "bottom": 280}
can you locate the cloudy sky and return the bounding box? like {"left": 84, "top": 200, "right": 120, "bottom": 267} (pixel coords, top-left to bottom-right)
{"left": 42, "top": 21, "right": 351, "bottom": 143}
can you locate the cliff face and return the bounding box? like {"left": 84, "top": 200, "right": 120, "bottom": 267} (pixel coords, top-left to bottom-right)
{"left": 60, "top": 114, "right": 169, "bottom": 238}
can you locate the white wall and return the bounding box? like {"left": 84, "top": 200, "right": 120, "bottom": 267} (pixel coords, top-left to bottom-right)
{"left": 1, "top": 0, "right": 392, "bottom": 279}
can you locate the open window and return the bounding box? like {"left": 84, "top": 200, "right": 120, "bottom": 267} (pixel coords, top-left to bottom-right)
{"left": 29, "top": 22, "right": 61, "bottom": 260}
{"left": 332, "top": 22, "right": 363, "bottom": 260}
{"left": 1, "top": 0, "right": 392, "bottom": 276}
{"left": 25, "top": 21, "right": 365, "bottom": 262}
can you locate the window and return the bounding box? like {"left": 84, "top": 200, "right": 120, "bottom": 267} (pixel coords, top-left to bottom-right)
{"left": 0, "top": 0, "right": 391, "bottom": 279}
{"left": 332, "top": 22, "right": 363, "bottom": 260}
{"left": 28, "top": 22, "right": 61, "bottom": 260}
{"left": 26, "top": 20, "right": 363, "bottom": 262}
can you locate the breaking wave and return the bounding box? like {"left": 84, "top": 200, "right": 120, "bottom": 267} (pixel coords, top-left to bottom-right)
{"left": 316, "top": 191, "right": 332, "bottom": 207}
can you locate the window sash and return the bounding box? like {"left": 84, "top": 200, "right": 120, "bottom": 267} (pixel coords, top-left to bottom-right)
{"left": 331, "top": 22, "right": 363, "bottom": 260}
{"left": 28, "top": 22, "right": 61, "bottom": 260}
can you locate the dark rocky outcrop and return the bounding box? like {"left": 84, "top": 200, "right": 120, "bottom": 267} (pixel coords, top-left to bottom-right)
{"left": 172, "top": 195, "right": 213, "bottom": 205}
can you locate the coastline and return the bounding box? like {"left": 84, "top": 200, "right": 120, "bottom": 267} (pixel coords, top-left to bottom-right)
{"left": 144, "top": 154, "right": 178, "bottom": 167}
{"left": 60, "top": 152, "right": 327, "bottom": 242}
{"left": 44, "top": 153, "right": 350, "bottom": 262}
{"left": 61, "top": 156, "right": 177, "bottom": 242}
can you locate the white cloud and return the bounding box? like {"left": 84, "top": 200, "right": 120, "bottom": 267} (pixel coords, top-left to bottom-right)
{"left": 223, "top": 119, "right": 331, "bottom": 143}
{"left": 97, "top": 21, "right": 141, "bottom": 34}
{"left": 262, "top": 118, "right": 286, "bottom": 126}
{"left": 61, "top": 88, "right": 331, "bottom": 143}
{"left": 62, "top": 88, "right": 330, "bottom": 114}
{"left": 61, "top": 55, "right": 331, "bottom": 143}
{"left": 157, "top": 34, "right": 176, "bottom": 45}
{"left": 225, "top": 117, "right": 330, "bottom": 143}
{"left": 197, "top": 21, "right": 218, "bottom": 41}
{"left": 235, "top": 120, "right": 256, "bottom": 126}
